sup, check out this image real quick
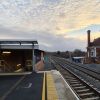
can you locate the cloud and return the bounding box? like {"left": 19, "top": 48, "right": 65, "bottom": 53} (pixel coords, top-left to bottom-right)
{"left": 0, "top": 25, "right": 86, "bottom": 51}
{"left": 0, "top": 0, "right": 100, "bottom": 51}
{"left": 0, "top": 0, "right": 100, "bottom": 32}
{"left": 65, "top": 24, "right": 100, "bottom": 41}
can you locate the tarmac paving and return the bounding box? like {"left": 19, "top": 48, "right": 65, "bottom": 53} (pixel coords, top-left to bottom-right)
{"left": 0, "top": 75, "right": 23, "bottom": 98}
{"left": 0, "top": 73, "right": 43, "bottom": 100}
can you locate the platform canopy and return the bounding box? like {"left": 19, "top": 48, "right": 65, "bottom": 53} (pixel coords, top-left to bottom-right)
{"left": 0, "top": 39, "right": 38, "bottom": 45}
{"left": 0, "top": 39, "right": 38, "bottom": 49}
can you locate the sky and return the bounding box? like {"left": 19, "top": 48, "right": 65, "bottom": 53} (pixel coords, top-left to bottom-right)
{"left": 0, "top": 0, "right": 100, "bottom": 51}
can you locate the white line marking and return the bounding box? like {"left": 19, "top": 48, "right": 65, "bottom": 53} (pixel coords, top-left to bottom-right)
{"left": 23, "top": 83, "right": 32, "bottom": 88}
{"left": 1, "top": 76, "right": 25, "bottom": 100}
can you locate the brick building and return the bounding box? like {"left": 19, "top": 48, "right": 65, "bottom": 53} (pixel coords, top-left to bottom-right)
{"left": 87, "top": 30, "right": 100, "bottom": 63}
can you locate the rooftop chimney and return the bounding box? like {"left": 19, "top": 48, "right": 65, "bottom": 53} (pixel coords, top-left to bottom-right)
{"left": 87, "top": 30, "right": 91, "bottom": 47}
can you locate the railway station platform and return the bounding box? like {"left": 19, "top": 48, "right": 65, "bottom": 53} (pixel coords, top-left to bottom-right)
{"left": 41, "top": 70, "right": 78, "bottom": 100}
{"left": 0, "top": 70, "right": 78, "bottom": 100}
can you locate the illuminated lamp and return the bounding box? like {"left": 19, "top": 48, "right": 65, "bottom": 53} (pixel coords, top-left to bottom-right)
{"left": 2, "top": 51, "right": 11, "bottom": 54}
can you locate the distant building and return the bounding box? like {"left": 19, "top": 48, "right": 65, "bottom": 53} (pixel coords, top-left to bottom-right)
{"left": 72, "top": 57, "right": 85, "bottom": 64}
{"left": 87, "top": 30, "right": 100, "bottom": 63}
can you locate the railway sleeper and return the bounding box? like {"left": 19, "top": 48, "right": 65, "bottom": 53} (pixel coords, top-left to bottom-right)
{"left": 68, "top": 79, "right": 79, "bottom": 83}
{"left": 71, "top": 84, "right": 83, "bottom": 87}
{"left": 76, "top": 89, "right": 90, "bottom": 93}
{"left": 66, "top": 79, "right": 78, "bottom": 82}
{"left": 82, "top": 96, "right": 100, "bottom": 100}
{"left": 79, "top": 92, "right": 97, "bottom": 99}
{"left": 78, "top": 90, "right": 93, "bottom": 94}
{"left": 69, "top": 81, "right": 80, "bottom": 84}
{"left": 73, "top": 86, "right": 86, "bottom": 89}
{"left": 64, "top": 77, "right": 76, "bottom": 80}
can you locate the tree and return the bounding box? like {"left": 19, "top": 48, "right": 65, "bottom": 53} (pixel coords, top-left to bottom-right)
{"left": 57, "top": 51, "right": 61, "bottom": 55}
{"left": 73, "top": 49, "right": 85, "bottom": 56}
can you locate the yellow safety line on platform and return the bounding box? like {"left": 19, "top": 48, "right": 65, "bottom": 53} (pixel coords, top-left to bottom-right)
{"left": 47, "top": 72, "right": 58, "bottom": 100}
{"left": 42, "top": 73, "right": 45, "bottom": 100}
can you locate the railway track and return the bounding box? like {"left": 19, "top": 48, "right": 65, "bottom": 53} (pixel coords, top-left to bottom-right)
{"left": 50, "top": 56, "right": 100, "bottom": 100}
{"left": 51, "top": 57, "right": 100, "bottom": 89}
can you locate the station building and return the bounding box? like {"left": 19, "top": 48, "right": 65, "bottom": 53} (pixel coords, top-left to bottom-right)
{"left": 0, "top": 40, "right": 44, "bottom": 72}
{"left": 86, "top": 30, "right": 100, "bottom": 63}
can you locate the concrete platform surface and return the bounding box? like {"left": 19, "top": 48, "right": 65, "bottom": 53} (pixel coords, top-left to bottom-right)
{"left": 51, "top": 70, "right": 79, "bottom": 100}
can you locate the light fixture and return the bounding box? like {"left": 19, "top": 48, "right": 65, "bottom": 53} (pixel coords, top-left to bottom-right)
{"left": 2, "top": 51, "right": 11, "bottom": 54}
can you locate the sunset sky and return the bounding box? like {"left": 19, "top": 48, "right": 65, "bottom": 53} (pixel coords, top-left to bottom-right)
{"left": 0, "top": 0, "right": 100, "bottom": 51}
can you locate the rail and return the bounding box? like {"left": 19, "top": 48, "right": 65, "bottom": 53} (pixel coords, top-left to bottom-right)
{"left": 50, "top": 56, "right": 100, "bottom": 100}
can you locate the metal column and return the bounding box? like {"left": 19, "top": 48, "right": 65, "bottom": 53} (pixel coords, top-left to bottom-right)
{"left": 32, "top": 44, "right": 36, "bottom": 71}
{"left": 94, "top": 47, "right": 97, "bottom": 57}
